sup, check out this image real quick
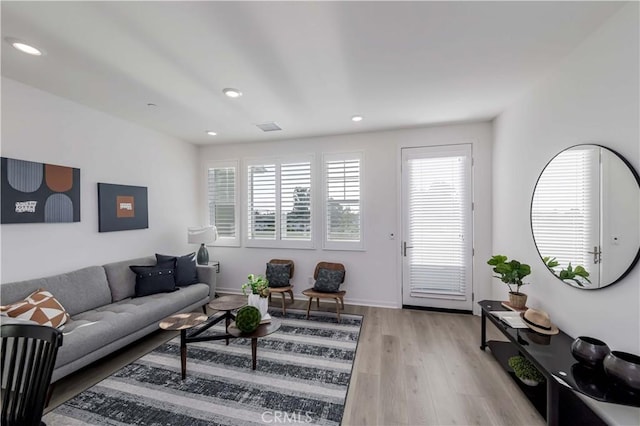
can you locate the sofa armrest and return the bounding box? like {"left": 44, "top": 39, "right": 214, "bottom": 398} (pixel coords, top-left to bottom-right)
{"left": 196, "top": 264, "right": 218, "bottom": 297}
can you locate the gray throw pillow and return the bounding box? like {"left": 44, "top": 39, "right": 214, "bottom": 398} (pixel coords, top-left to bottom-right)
{"left": 312, "top": 268, "right": 344, "bottom": 293}
{"left": 266, "top": 263, "right": 291, "bottom": 288}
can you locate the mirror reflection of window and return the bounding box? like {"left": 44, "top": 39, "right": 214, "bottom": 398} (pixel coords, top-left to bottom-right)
{"left": 531, "top": 145, "right": 640, "bottom": 289}
{"left": 532, "top": 146, "right": 599, "bottom": 287}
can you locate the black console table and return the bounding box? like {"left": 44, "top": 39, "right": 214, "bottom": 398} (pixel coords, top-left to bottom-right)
{"left": 479, "top": 300, "right": 611, "bottom": 426}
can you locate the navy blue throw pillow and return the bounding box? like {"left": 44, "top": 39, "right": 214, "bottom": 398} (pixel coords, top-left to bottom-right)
{"left": 156, "top": 253, "right": 199, "bottom": 286}
{"left": 129, "top": 264, "right": 178, "bottom": 297}
{"left": 312, "top": 268, "right": 344, "bottom": 293}
{"left": 266, "top": 263, "right": 291, "bottom": 288}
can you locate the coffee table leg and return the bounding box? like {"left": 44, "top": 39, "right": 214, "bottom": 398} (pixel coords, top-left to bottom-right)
{"left": 225, "top": 311, "right": 231, "bottom": 345}
{"left": 180, "top": 329, "right": 187, "bottom": 379}
{"left": 251, "top": 338, "right": 258, "bottom": 370}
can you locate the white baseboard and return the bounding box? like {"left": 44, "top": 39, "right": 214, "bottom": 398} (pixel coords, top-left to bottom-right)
{"left": 216, "top": 287, "right": 400, "bottom": 309}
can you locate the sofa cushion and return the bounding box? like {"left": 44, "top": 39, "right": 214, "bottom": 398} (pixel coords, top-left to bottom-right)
{"left": 56, "top": 283, "right": 209, "bottom": 368}
{"left": 156, "top": 253, "right": 198, "bottom": 286}
{"left": 130, "top": 264, "right": 177, "bottom": 297}
{"left": 103, "top": 256, "right": 156, "bottom": 302}
{"left": 0, "top": 266, "right": 112, "bottom": 317}
{"left": 0, "top": 288, "right": 70, "bottom": 328}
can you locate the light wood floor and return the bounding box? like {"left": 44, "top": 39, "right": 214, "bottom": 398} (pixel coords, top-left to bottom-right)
{"left": 47, "top": 298, "right": 544, "bottom": 426}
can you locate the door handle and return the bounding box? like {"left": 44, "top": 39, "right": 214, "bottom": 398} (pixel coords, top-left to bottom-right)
{"left": 403, "top": 241, "right": 414, "bottom": 257}
{"left": 587, "top": 246, "right": 602, "bottom": 264}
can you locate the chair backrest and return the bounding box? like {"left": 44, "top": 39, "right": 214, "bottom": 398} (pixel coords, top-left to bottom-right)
{"left": 268, "top": 259, "right": 295, "bottom": 279}
{"left": 1, "top": 324, "right": 63, "bottom": 426}
{"left": 314, "top": 262, "right": 346, "bottom": 283}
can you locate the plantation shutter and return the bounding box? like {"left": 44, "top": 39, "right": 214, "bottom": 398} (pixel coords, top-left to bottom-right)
{"left": 531, "top": 147, "right": 597, "bottom": 274}
{"left": 407, "top": 151, "right": 469, "bottom": 297}
{"left": 247, "top": 164, "right": 276, "bottom": 240}
{"left": 207, "top": 165, "right": 237, "bottom": 240}
{"left": 280, "top": 161, "right": 312, "bottom": 241}
{"left": 324, "top": 153, "right": 362, "bottom": 249}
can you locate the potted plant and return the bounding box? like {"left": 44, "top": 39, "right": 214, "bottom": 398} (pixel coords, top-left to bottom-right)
{"left": 508, "top": 355, "right": 545, "bottom": 386}
{"left": 487, "top": 255, "right": 531, "bottom": 308}
{"left": 242, "top": 274, "right": 269, "bottom": 318}
{"left": 543, "top": 257, "right": 591, "bottom": 287}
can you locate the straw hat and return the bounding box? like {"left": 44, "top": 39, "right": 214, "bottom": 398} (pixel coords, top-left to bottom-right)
{"left": 520, "top": 308, "right": 559, "bottom": 335}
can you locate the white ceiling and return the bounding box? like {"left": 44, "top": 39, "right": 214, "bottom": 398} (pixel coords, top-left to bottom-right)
{"left": 1, "top": 1, "right": 624, "bottom": 145}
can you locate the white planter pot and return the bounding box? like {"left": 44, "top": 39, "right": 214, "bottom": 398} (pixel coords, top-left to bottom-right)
{"left": 519, "top": 377, "right": 540, "bottom": 387}
{"left": 247, "top": 293, "right": 269, "bottom": 319}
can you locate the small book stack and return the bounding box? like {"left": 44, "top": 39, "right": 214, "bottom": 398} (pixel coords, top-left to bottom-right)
{"left": 490, "top": 311, "right": 528, "bottom": 328}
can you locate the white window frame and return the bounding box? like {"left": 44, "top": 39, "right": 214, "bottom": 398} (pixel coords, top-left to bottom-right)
{"left": 205, "top": 160, "right": 240, "bottom": 247}
{"left": 322, "top": 151, "right": 365, "bottom": 251}
{"left": 243, "top": 155, "right": 315, "bottom": 249}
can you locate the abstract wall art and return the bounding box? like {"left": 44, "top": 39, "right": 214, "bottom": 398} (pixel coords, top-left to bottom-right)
{"left": 1, "top": 157, "right": 81, "bottom": 224}
{"left": 98, "top": 183, "right": 148, "bottom": 232}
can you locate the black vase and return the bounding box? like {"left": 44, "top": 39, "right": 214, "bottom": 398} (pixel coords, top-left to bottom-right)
{"left": 604, "top": 351, "right": 640, "bottom": 391}
{"left": 571, "top": 336, "right": 610, "bottom": 369}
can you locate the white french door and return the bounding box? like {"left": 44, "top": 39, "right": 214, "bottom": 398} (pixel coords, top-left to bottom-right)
{"left": 401, "top": 145, "right": 473, "bottom": 310}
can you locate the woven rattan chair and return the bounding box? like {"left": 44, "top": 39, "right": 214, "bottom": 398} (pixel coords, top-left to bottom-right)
{"left": 1, "top": 323, "right": 63, "bottom": 426}
{"left": 266, "top": 259, "right": 295, "bottom": 314}
{"left": 302, "top": 262, "right": 346, "bottom": 322}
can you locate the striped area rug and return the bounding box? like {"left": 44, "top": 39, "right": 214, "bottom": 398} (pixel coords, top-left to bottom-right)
{"left": 44, "top": 309, "right": 362, "bottom": 426}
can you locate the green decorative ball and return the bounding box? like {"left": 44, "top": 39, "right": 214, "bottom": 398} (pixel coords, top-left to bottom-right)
{"left": 235, "top": 305, "right": 261, "bottom": 333}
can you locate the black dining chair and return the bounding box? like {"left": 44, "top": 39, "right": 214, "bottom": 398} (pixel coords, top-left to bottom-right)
{"left": 1, "top": 323, "right": 63, "bottom": 426}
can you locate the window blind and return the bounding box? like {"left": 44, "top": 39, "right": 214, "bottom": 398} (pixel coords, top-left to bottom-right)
{"left": 325, "top": 156, "right": 361, "bottom": 245}
{"left": 280, "top": 161, "right": 311, "bottom": 241}
{"left": 247, "top": 164, "right": 276, "bottom": 240}
{"left": 531, "top": 148, "right": 595, "bottom": 273}
{"left": 408, "top": 155, "right": 468, "bottom": 296}
{"left": 207, "top": 166, "right": 236, "bottom": 238}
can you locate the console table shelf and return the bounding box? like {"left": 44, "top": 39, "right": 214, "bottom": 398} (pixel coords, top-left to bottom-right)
{"left": 487, "top": 340, "right": 547, "bottom": 419}
{"left": 479, "top": 300, "right": 608, "bottom": 426}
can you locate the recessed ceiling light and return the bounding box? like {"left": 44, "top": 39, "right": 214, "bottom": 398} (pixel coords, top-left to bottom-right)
{"left": 223, "top": 88, "right": 242, "bottom": 98}
{"left": 351, "top": 115, "right": 363, "bottom": 122}
{"left": 6, "top": 38, "right": 42, "bottom": 56}
{"left": 206, "top": 131, "right": 217, "bottom": 136}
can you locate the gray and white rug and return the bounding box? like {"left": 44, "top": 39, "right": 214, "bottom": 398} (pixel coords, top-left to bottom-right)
{"left": 44, "top": 309, "right": 362, "bottom": 426}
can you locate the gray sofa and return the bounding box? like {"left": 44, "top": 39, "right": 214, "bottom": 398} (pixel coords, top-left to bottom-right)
{"left": 0, "top": 256, "right": 216, "bottom": 383}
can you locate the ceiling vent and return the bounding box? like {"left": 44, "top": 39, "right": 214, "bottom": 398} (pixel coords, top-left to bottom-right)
{"left": 256, "top": 122, "right": 282, "bottom": 132}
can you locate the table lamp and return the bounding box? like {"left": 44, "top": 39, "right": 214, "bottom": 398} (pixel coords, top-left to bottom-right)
{"left": 188, "top": 226, "right": 217, "bottom": 265}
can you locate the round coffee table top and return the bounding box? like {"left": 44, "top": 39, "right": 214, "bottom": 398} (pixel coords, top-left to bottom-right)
{"left": 208, "top": 295, "right": 247, "bottom": 311}
{"left": 159, "top": 312, "right": 208, "bottom": 331}
{"left": 228, "top": 318, "right": 281, "bottom": 339}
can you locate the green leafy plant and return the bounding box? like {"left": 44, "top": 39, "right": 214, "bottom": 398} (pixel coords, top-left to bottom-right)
{"left": 508, "top": 356, "right": 545, "bottom": 383}
{"left": 242, "top": 274, "right": 270, "bottom": 297}
{"left": 487, "top": 255, "right": 531, "bottom": 294}
{"left": 543, "top": 257, "right": 591, "bottom": 287}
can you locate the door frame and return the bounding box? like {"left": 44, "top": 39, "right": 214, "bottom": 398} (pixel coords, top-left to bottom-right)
{"left": 396, "top": 142, "right": 475, "bottom": 312}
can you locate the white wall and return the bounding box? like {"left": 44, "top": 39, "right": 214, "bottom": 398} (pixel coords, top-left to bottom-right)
{"left": 199, "top": 122, "right": 492, "bottom": 310}
{"left": 1, "top": 78, "right": 199, "bottom": 283}
{"left": 493, "top": 3, "right": 639, "bottom": 353}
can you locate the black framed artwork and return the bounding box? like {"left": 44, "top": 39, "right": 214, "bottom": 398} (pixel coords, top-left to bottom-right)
{"left": 98, "top": 183, "right": 148, "bottom": 232}
{"left": 1, "top": 157, "right": 81, "bottom": 224}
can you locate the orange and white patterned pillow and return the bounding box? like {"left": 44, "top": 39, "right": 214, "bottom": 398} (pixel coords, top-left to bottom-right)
{"left": 0, "top": 288, "right": 69, "bottom": 328}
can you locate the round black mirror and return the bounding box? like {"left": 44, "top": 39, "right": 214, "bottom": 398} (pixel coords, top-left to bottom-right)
{"left": 531, "top": 145, "right": 640, "bottom": 289}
